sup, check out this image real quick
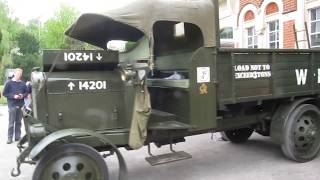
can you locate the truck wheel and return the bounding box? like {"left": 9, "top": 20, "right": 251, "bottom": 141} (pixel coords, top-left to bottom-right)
{"left": 32, "top": 143, "right": 109, "bottom": 180}
{"left": 220, "top": 128, "right": 254, "bottom": 143}
{"left": 281, "top": 104, "right": 320, "bottom": 162}
{"left": 220, "top": 132, "right": 230, "bottom": 141}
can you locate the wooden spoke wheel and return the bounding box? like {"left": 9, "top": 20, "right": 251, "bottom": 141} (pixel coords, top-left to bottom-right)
{"left": 32, "top": 143, "right": 109, "bottom": 180}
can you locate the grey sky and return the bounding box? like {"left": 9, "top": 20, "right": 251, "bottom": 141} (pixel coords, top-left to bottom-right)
{"left": 7, "top": 0, "right": 134, "bottom": 23}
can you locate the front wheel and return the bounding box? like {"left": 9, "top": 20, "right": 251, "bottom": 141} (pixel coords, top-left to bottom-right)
{"left": 281, "top": 104, "right": 320, "bottom": 162}
{"left": 32, "top": 143, "right": 109, "bottom": 180}
{"left": 220, "top": 128, "right": 254, "bottom": 143}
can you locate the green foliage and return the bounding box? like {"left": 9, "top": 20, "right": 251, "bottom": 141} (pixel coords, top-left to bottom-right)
{"left": 125, "top": 41, "right": 137, "bottom": 52}
{"left": 0, "top": 30, "right": 2, "bottom": 42}
{"left": 0, "top": 85, "right": 7, "bottom": 104}
{"left": 17, "top": 31, "right": 40, "bottom": 54}
{"left": 0, "top": 0, "right": 24, "bottom": 62}
{"left": 0, "top": 1, "right": 9, "bottom": 27}
{"left": 0, "top": 29, "right": 3, "bottom": 62}
{"left": 0, "top": 53, "right": 13, "bottom": 83}
{"left": 26, "top": 19, "right": 41, "bottom": 40}
{"left": 41, "top": 5, "right": 80, "bottom": 49}
{"left": 0, "top": 1, "right": 84, "bottom": 84}
{"left": 12, "top": 53, "right": 41, "bottom": 81}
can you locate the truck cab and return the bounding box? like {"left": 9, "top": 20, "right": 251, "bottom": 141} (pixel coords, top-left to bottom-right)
{"left": 12, "top": 0, "right": 320, "bottom": 179}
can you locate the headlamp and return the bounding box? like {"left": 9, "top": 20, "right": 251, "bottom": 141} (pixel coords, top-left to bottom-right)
{"left": 120, "top": 69, "right": 136, "bottom": 81}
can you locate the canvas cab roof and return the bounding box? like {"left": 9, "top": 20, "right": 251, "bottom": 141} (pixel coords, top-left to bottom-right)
{"left": 65, "top": 0, "right": 217, "bottom": 48}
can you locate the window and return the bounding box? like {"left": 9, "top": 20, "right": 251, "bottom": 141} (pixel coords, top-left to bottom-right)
{"left": 174, "top": 22, "right": 185, "bottom": 38}
{"left": 244, "top": 10, "right": 255, "bottom": 22}
{"left": 268, "top": 20, "right": 279, "bottom": 49}
{"left": 153, "top": 21, "right": 204, "bottom": 56}
{"left": 247, "top": 27, "right": 258, "bottom": 48}
{"left": 220, "top": 27, "right": 233, "bottom": 39}
{"left": 219, "top": 0, "right": 227, "bottom": 10}
{"left": 311, "top": 8, "right": 320, "bottom": 48}
{"left": 266, "top": 3, "right": 279, "bottom": 15}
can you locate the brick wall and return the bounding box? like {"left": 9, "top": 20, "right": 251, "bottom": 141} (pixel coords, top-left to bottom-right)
{"left": 283, "top": 20, "right": 296, "bottom": 49}
{"left": 239, "top": 0, "right": 263, "bottom": 12}
{"left": 283, "top": 0, "right": 297, "bottom": 13}
{"left": 239, "top": 0, "right": 297, "bottom": 14}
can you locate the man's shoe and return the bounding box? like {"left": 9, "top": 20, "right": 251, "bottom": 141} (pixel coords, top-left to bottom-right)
{"left": 15, "top": 138, "right": 21, "bottom": 142}
{"left": 7, "top": 139, "right": 13, "bottom": 144}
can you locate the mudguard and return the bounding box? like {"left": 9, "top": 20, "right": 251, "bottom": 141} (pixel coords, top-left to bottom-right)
{"left": 270, "top": 98, "right": 314, "bottom": 145}
{"left": 29, "top": 128, "right": 128, "bottom": 180}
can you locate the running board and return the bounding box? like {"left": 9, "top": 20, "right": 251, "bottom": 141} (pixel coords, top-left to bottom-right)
{"left": 145, "top": 151, "right": 192, "bottom": 166}
{"left": 145, "top": 143, "right": 192, "bottom": 166}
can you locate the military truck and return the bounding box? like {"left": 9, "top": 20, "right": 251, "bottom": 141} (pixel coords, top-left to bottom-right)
{"left": 12, "top": 0, "right": 320, "bottom": 179}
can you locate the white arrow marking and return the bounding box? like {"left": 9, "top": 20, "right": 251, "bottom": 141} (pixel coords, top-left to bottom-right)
{"left": 96, "top": 53, "right": 103, "bottom": 61}
{"left": 68, "top": 82, "right": 76, "bottom": 91}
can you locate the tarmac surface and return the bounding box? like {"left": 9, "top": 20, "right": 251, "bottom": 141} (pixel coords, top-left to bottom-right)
{"left": 0, "top": 105, "right": 320, "bottom": 180}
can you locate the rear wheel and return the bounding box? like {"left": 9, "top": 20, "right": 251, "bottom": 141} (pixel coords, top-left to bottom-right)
{"left": 220, "top": 128, "right": 254, "bottom": 143}
{"left": 281, "top": 104, "right": 320, "bottom": 162}
{"left": 32, "top": 143, "right": 109, "bottom": 180}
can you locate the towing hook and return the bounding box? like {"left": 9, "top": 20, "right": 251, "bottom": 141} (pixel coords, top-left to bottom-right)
{"left": 11, "top": 165, "right": 21, "bottom": 177}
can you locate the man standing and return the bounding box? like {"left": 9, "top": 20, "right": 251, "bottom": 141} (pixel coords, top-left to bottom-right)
{"left": 3, "top": 68, "right": 28, "bottom": 144}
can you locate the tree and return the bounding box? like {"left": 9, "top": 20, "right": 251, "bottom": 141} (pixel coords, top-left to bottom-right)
{"left": 17, "top": 31, "right": 39, "bottom": 55}
{"left": 26, "top": 19, "right": 41, "bottom": 43}
{"left": 0, "top": 30, "right": 2, "bottom": 43}
{"left": 11, "top": 53, "right": 41, "bottom": 81}
{"left": 41, "top": 5, "right": 80, "bottom": 49}
{"left": 13, "top": 31, "right": 41, "bottom": 81}
{"left": 0, "top": 0, "right": 23, "bottom": 55}
{"left": 0, "top": 29, "right": 3, "bottom": 61}
{"left": 0, "top": 0, "right": 37, "bottom": 83}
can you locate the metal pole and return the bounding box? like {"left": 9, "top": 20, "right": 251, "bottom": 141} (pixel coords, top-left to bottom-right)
{"left": 212, "top": 0, "right": 220, "bottom": 48}
{"left": 305, "top": 22, "right": 311, "bottom": 49}
{"left": 293, "top": 24, "right": 299, "bottom": 49}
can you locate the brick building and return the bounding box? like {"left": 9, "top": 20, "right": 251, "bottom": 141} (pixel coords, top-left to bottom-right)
{"left": 219, "top": 0, "right": 320, "bottom": 49}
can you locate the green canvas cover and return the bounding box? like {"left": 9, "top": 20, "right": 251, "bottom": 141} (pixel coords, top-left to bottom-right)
{"left": 65, "top": 0, "right": 216, "bottom": 48}
{"left": 129, "top": 84, "right": 151, "bottom": 149}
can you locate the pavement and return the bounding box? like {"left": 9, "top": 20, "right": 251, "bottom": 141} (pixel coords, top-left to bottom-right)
{"left": 0, "top": 105, "right": 319, "bottom": 180}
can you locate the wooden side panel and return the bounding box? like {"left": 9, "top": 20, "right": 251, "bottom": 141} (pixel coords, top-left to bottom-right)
{"left": 217, "top": 50, "right": 320, "bottom": 105}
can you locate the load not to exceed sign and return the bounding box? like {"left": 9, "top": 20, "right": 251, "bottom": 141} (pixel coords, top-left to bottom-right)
{"left": 67, "top": 81, "right": 107, "bottom": 92}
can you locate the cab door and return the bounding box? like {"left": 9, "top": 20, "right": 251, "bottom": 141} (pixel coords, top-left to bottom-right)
{"left": 190, "top": 47, "right": 217, "bottom": 129}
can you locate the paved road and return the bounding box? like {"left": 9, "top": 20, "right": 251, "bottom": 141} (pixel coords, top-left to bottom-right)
{"left": 0, "top": 105, "right": 319, "bottom": 180}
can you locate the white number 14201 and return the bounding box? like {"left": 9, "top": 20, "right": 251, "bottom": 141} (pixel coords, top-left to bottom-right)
{"left": 79, "top": 81, "right": 107, "bottom": 90}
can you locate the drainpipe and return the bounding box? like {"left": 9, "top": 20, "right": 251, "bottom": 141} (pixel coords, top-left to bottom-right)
{"left": 213, "top": 0, "right": 221, "bottom": 48}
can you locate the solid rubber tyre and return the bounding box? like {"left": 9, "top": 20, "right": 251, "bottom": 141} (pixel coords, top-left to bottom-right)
{"left": 221, "top": 128, "right": 254, "bottom": 143}
{"left": 32, "top": 143, "right": 109, "bottom": 180}
{"left": 281, "top": 104, "right": 320, "bottom": 162}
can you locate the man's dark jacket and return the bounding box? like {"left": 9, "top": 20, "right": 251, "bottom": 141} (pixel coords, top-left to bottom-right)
{"left": 3, "top": 80, "right": 28, "bottom": 108}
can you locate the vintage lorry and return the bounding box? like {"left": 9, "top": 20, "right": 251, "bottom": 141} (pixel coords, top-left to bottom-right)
{"left": 12, "top": 0, "right": 320, "bottom": 179}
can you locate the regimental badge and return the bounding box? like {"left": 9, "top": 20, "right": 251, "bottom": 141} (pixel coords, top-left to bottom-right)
{"left": 199, "top": 83, "right": 208, "bottom": 95}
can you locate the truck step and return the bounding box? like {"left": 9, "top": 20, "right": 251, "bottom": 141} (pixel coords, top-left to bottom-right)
{"left": 145, "top": 143, "right": 192, "bottom": 166}
{"left": 145, "top": 151, "right": 192, "bottom": 166}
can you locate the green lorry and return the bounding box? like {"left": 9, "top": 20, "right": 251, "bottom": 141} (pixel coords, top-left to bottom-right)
{"left": 12, "top": 0, "right": 320, "bottom": 179}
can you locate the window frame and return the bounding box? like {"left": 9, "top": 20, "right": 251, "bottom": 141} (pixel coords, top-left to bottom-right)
{"left": 267, "top": 20, "right": 280, "bottom": 49}
{"left": 246, "top": 26, "right": 258, "bottom": 48}
{"left": 243, "top": 14, "right": 257, "bottom": 49}
{"left": 220, "top": 27, "right": 233, "bottom": 39}
{"left": 310, "top": 7, "right": 320, "bottom": 48}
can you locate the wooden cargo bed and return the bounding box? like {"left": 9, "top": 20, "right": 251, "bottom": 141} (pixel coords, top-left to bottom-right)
{"left": 217, "top": 48, "right": 320, "bottom": 105}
